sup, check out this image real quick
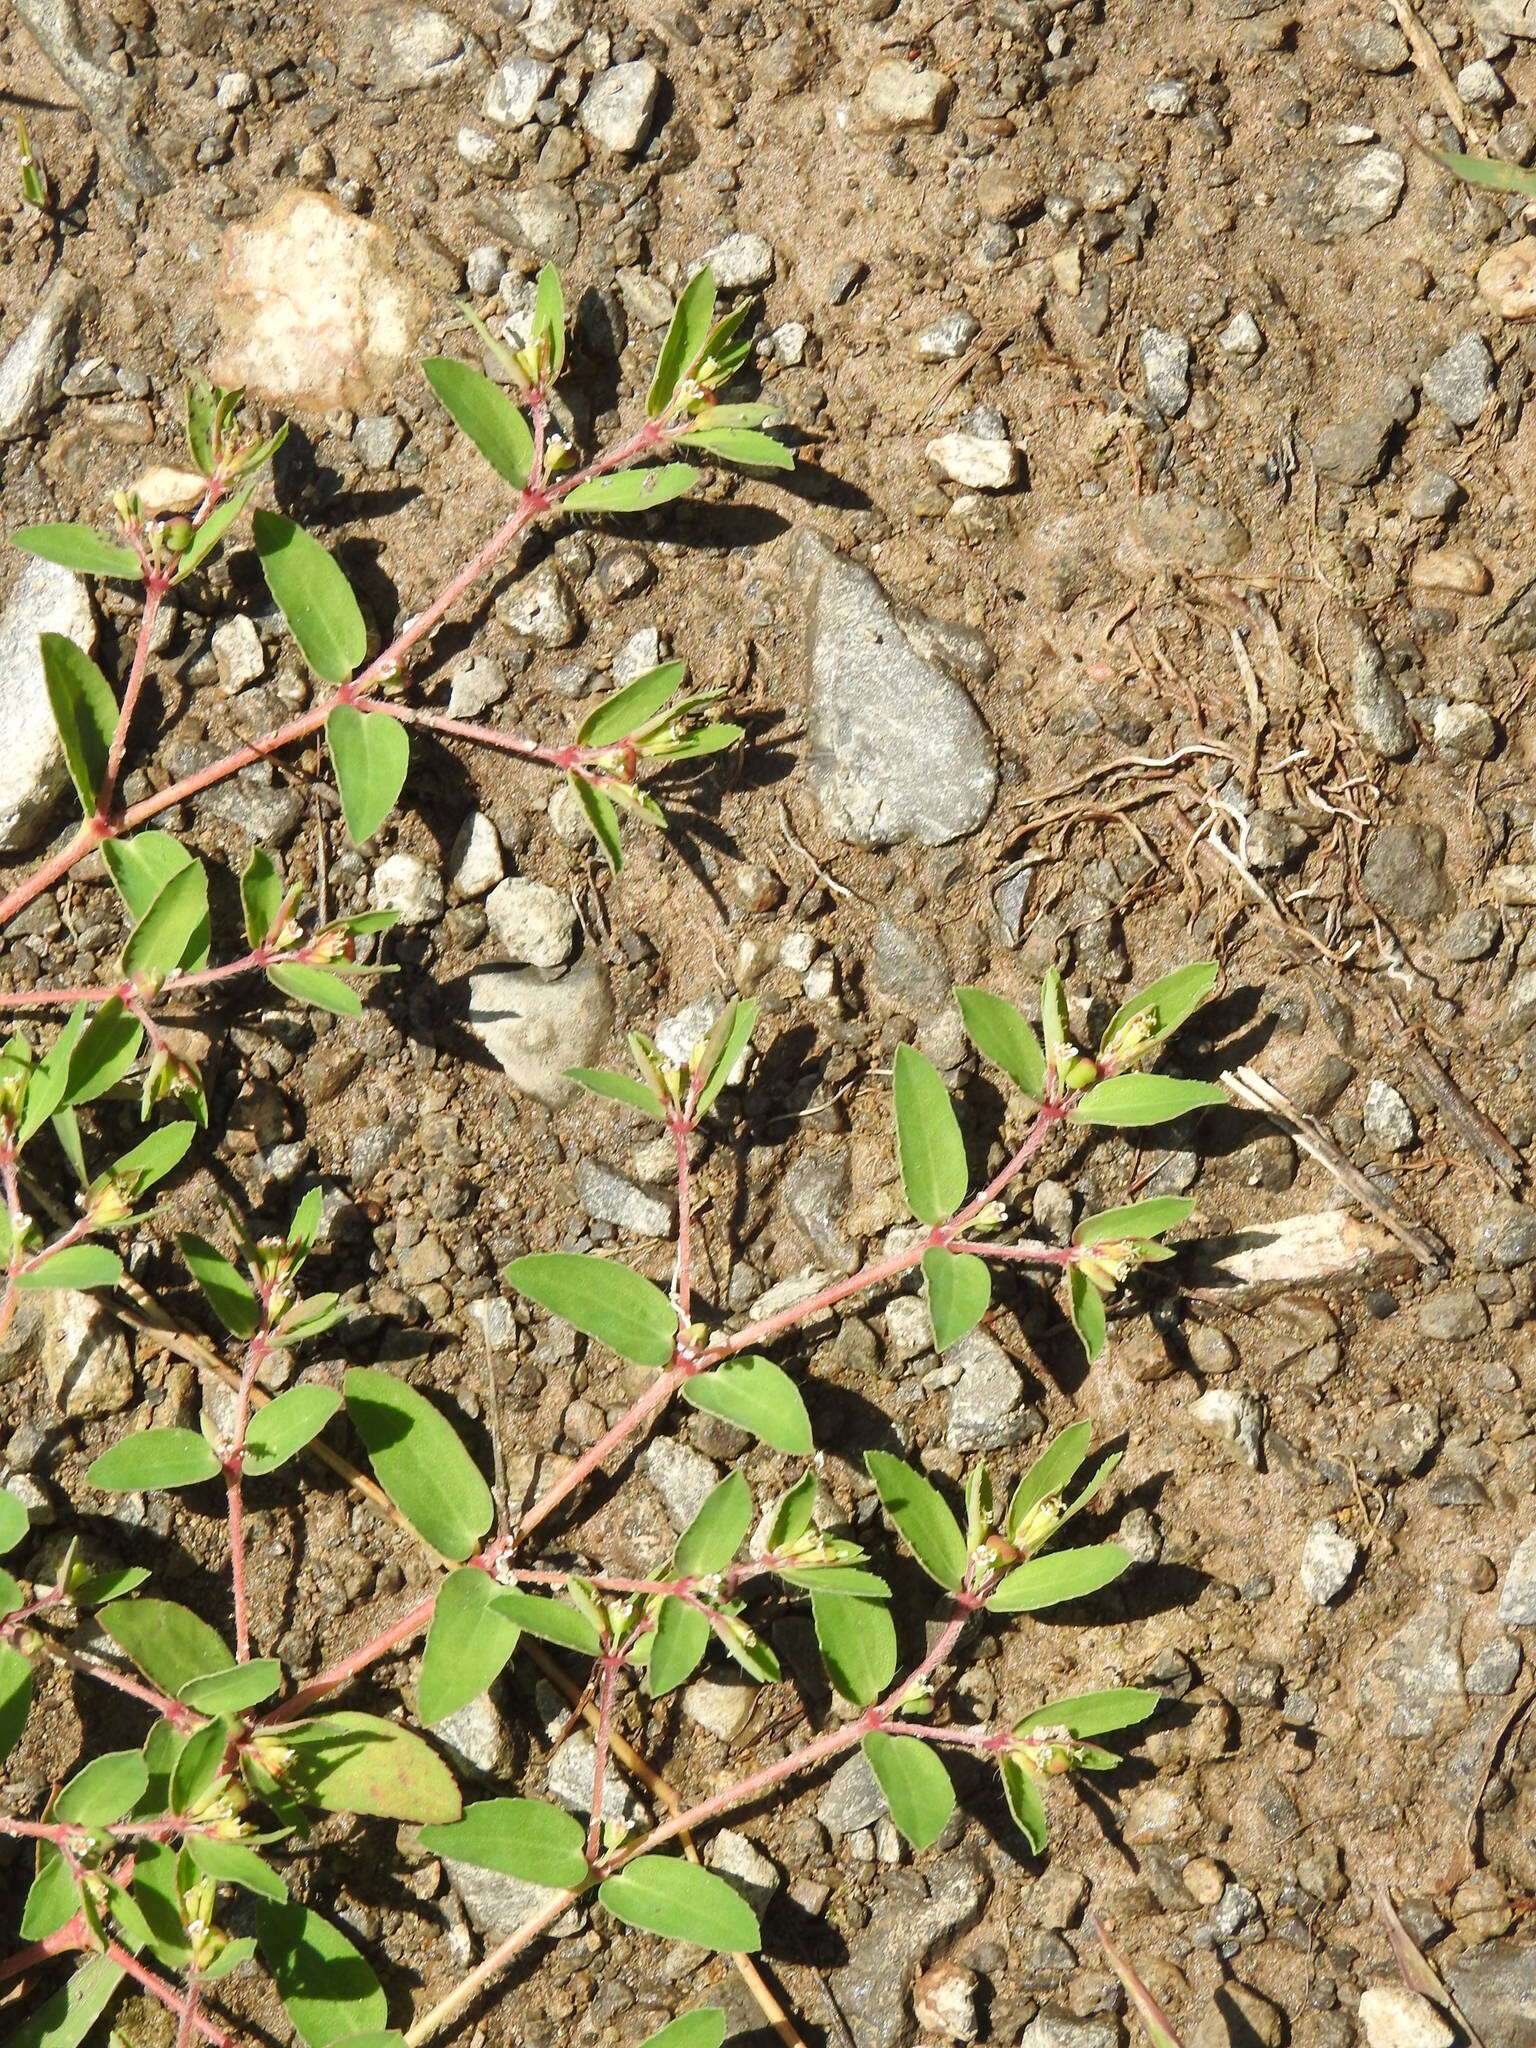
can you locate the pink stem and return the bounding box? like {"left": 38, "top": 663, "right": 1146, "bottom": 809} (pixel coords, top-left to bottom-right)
{"left": 226, "top": 1330, "right": 272, "bottom": 1663}
{"left": 96, "top": 579, "right": 168, "bottom": 824}
{"left": 512, "top": 1358, "right": 696, "bottom": 1549}
{"left": 0, "top": 1914, "right": 89, "bottom": 1986}
{"left": 672, "top": 1114, "right": 695, "bottom": 1326}
{"left": 951, "top": 1239, "right": 1072, "bottom": 1263}
{"left": 586, "top": 1654, "right": 624, "bottom": 1861}
{"left": 5, "top": 1626, "right": 199, "bottom": 1729}
{"left": 104, "top": 1944, "right": 234, "bottom": 2048}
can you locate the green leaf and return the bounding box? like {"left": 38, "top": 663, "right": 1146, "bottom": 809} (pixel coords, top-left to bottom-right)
{"left": 1075, "top": 1198, "right": 1195, "bottom": 1247}
{"left": 422, "top": 357, "right": 535, "bottom": 489}
{"left": 676, "top": 425, "right": 794, "bottom": 470}
{"left": 811, "top": 1590, "right": 897, "bottom": 1706}
{"left": 121, "top": 859, "right": 210, "bottom": 979}
{"left": 955, "top": 987, "right": 1046, "bottom": 1102}
{"left": 103, "top": 1119, "right": 196, "bottom": 1197}
{"left": 490, "top": 1587, "right": 602, "bottom": 1656}
{"left": 87, "top": 1427, "right": 221, "bottom": 1493}
{"left": 419, "top": 1797, "right": 588, "bottom": 1888}
{"left": 506, "top": 1252, "right": 678, "bottom": 1367}
{"left": 12, "top": 524, "right": 141, "bottom": 578}
{"left": 280, "top": 1711, "right": 462, "bottom": 1823}
{"left": 1040, "top": 967, "right": 1071, "bottom": 1080}
{"left": 15, "top": 1006, "right": 85, "bottom": 1145}
{"left": 1016, "top": 1688, "right": 1159, "bottom": 1739}
{"left": 21, "top": 1845, "right": 78, "bottom": 1939}
{"left": 244, "top": 1385, "right": 343, "bottom": 1476}
{"left": 649, "top": 267, "right": 717, "bottom": 416}
{"left": 40, "top": 633, "right": 115, "bottom": 814}
{"left": 922, "top": 1246, "right": 991, "bottom": 1352}
{"left": 343, "top": 1368, "right": 494, "bottom": 1563}
{"left": 570, "top": 771, "right": 625, "bottom": 872}
{"left": 185, "top": 1830, "right": 289, "bottom": 1902}
{"left": 257, "top": 1902, "right": 389, "bottom": 2048}
{"left": 0, "top": 1641, "right": 31, "bottom": 1764}
{"left": 1426, "top": 143, "right": 1536, "bottom": 197}
{"left": 599, "top": 1856, "right": 759, "bottom": 1952}
{"left": 179, "top": 1660, "right": 283, "bottom": 1714}
{"left": 102, "top": 835, "right": 209, "bottom": 968}
{"left": 638, "top": 2015, "right": 728, "bottom": 2048}
{"left": 169, "top": 1714, "right": 235, "bottom": 1816}
{"left": 1068, "top": 1266, "right": 1107, "bottom": 1362}
{"left": 15, "top": 1243, "right": 122, "bottom": 1292}
{"left": 269, "top": 962, "right": 366, "bottom": 1015}
{"left": 0, "top": 1488, "right": 26, "bottom": 1556}
{"left": 253, "top": 510, "right": 366, "bottom": 683}
{"left": 418, "top": 1566, "right": 521, "bottom": 1724}
{"left": 533, "top": 263, "right": 567, "bottom": 380}
{"left": 861, "top": 1731, "right": 955, "bottom": 1850}
{"left": 647, "top": 1595, "right": 712, "bottom": 1696}
{"left": 986, "top": 1544, "right": 1131, "bottom": 1613}
{"left": 562, "top": 464, "right": 698, "bottom": 514}
{"left": 865, "top": 1451, "right": 967, "bottom": 1591}
{"left": 682, "top": 1355, "right": 811, "bottom": 1455}
{"left": 177, "top": 472, "right": 263, "bottom": 579}
{"left": 565, "top": 1067, "right": 666, "bottom": 1116}
{"left": 1100, "top": 962, "right": 1218, "bottom": 1062}
{"left": 177, "top": 1231, "right": 260, "bottom": 1338}
{"left": 3, "top": 1956, "right": 124, "bottom": 2048}
{"left": 242, "top": 846, "right": 285, "bottom": 948}
{"left": 999, "top": 1753, "right": 1048, "bottom": 1853}
{"left": 327, "top": 704, "right": 410, "bottom": 844}
{"left": 578, "top": 660, "right": 686, "bottom": 746}
{"left": 100, "top": 1598, "right": 232, "bottom": 1697}
{"left": 69, "top": 1566, "right": 149, "bottom": 1608}
{"left": 674, "top": 1473, "right": 752, "bottom": 1576}
{"left": 1007, "top": 1426, "right": 1093, "bottom": 1537}
{"left": 0, "top": 1564, "right": 22, "bottom": 1617}
{"left": 693, "top": 996, "right": 759, "bottom": 1115}
{"left": 892, "top": 1045, "right": 968, "bottom": 1224}
{"left": 763, "top": 1470, "right": 819, "bottom": 1553}
{"left": 1070, "top": 1075, "right": 1225, "bottom": 1129}
{"left": 775, "top": 1565, "right": 890, "bottom": 1599}
{"left": 61, "top": 999, "right": 141, "bottom": 1108}
{"left": 55, "top": 1748, "right": 148, "bottom": 1826}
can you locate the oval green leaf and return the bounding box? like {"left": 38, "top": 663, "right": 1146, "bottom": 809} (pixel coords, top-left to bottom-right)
{"left": 861, "top": 1731, "right": 955, "bottom": 1851}
{"left": 343, "top": 1368, "right": 493, "bottom": 1563}
{"left": 422, "top": 357, "right": 534, "bottom": 488}
{"left": 865, "top": 1451, "right": 967, "bottom": 1591}
{"left": 327, "top": 704, "right": 410, "bottom": 844}
{"left": 245, "top": 1385, "right": 343, "bottom": 1476}
{"left": 954, "top": 987, "right": 1046, "bottom": 1102}
{"left": 418, "top": 1796, "right": 588, "bottom": 1888}
{"left": 279, "top": 1712, "right": 462, "bottom": 1824}
{"left": 100, "top": 1598, "right": 232, "bottom": 1698}
{"left": 506, "top": 1253, "right": 678, "bottom": 1367}
{"left": 418, "top": 1566, "right": 521, "bottom": 1725}
{"left": 811, "top": 1589, "right": 897, "bottom": 1706}
{"left": 892, "top": 1045, "right": 968, "bottom": 1225}
{"left": 682, "top": 1355, "right": 812, "bottom": 1456}
{"left": 921, "top": 1245, "right": 991, "bottom": 1353}
{"left": 562, "top": 464, "right": 698, "bottom": 514}
{"left": 986, "top": 1544, "right": 1130, "bottom": 1613}
{"left": 1069, "top": 1075, "right": 1226, "bottom": 1129}
{"left": 253, "top": 510, "right": 366, "bottom": 683}
{"left": 257, "top": 1901, "right": 389, "bottom": 2048}
{"left": 87, "top": 1428, "right": 221, "bottom": 1493}
{"left": 599, "top": 1856, "right": 760, "bottom": 1952}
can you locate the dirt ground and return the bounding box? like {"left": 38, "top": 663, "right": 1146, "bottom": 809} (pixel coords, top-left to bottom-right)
{"left": 3, "top": 0, "right": 1536, "bottom": 2044}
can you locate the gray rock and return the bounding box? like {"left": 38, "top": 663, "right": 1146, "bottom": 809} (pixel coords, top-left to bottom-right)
{"left": 1439, "top": 908, "right": 1498, "bottom": 960}
{"left": 1496, "top": 1531, "right": 1536, "bottom": 1626}
{"left": 0, "top": 554, "right": 97, "bottom": 851}
{"left": 45, "top": 1296, "right": 134, "bottom": 1417}
{"left": 1365, "top": 1591, "right": 1464, "bottom": 1738}
{"left": 1019, "top": 2012, "right": 1121, "bottom": 2048}
{"left": 0, "top": 270, "right": 85, "bottom": 441}
{"left": 580, "top": 60, "right": 661, "bottom": 153}
{"left": 1466, "top": 1637, "right": 1522, "bottom": 1696}
{"left": 1339, "top": 18, "right": 1409, "bottom": 70}
{"left": 497, "top": 560, "right": 579, "bottom": 646}
{"left": 1281, "top": 148, "right": 1405, "bottom": 242}
{"left": 575, "top": 1160, "right": 675, "bottom": 1238}
{"left": 1363, "top": 1080, "right": 1415, "bottom": 1152}
{"left": 837, "top": 1852, "right": 990, "bottom": 2048}
{"left": 1407, "top": 469, "right": 1463, "bottom": 520}
{"left": 340, "top": 4, "right": 484, "bottom": 92}
{"left": 448, "top": 652, "right": 509, "bottom": 717}
{"left": 861, "top": 56, "right": 953, "bottom": 132}
{"left": 523, "top": 0, "right": 586, "bottom": 56}
{"left": 783, "top": 1152, "right": 856, "bottom": 1274}
{"left": 1312, "top": 411, "right": 1393, "bottom": 485}
{"left": 1488, "top": 575, "right": 1536, "bottom": 655}
{"left": 915, "top": 312, "right": 980, "bottom": 362}
{"left": 818, "top": 1752, "right": 887, "bottom": 1835}
{"left": 372, "top": 853, "right": 443, "bottom": 927}
{"left": 545, "top": 1728, "right": 646, "bottom": 1825}
{"left": 499, "top": 184, "right": 580, "bottom": 264}
{"left": 1477, "top": 1204, "right": 1536, "bottom": 1269}
{"left": 468, "top": 950, "right": 612, "bottom": 1106}
{"left": 354, "top": 414, "right": 406, "bottom": 470}
{"left": 1447, "top": 1939, "right": 1536, "bottom": 2048}
{"left": 1434, "top": 702, "right": 1498, "bottom": 764}
{"left": 1128, "top": 492, "right": 1250, "bottom": 569}
{"left": 486, "top": 876, "right": 578, "bottom": 969}
{"left": 1362, "top": 822, "right": 1452, "bottom": 925}
{"left": 640, "top": 1436, "right": 719, "bottom": 1528}
{"left": 1424, "top": 336, "right": 1496, "bottom": 427}
{"left": 946, "top": 1330, "right": 1039, "bottom": 1452}
{"left": 696, "top": 232, "right": 775, "bottom": 290}
{"left": 1458, "top": 58, "right": 1508, "bottom": 107}
{"left": 448, "top": 811, "right": 504, "bottom": 898}
{"left": 1347, "top": 626, "right": 1416, "bottom": 759}
{"left": 1139, "top": 327, "right": 1192, "bottom": 417}
{"left": 1417, "top": 1290, "right": 1487, "bottom": 1341}
{"left": 1218, "top": 310, "right": 1263, "bottom": 358}
{"left": 872, "top": 918, "right": 951, "bottom": 1013}
{"left": 213, "top": 615, "right": 265, "bottom": 690}
{"left": 797, "top": 534, "right": 996, "bottom": 848}
{"left": 445, "top": 1859, "right": 576, "bottom": 1940}
{"left": 432, "top": 1689, "right": 519, "bottom": 1778}
{"left": 706, "top": 1830, "right": 780, "bottom": 1914}
{"left": 1369, "top": 1402, "right": 1439, "bottom": 1476}
{"left": 1147, "top": 77, "right": 1193, "bottom": 114}
{"left": 1300, "top": 1518, "right": 1361, "bottom": 1605}
{"left": 1191, "top": 1388, "right": 1264, "bottom": 1466}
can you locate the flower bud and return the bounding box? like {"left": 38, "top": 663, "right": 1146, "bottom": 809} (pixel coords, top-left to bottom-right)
{"left": 161, "top": 517, "right": 196, "bottom": 555}
{"left": 1061, "top": 1055, "right": 1099, "bottom": 1092}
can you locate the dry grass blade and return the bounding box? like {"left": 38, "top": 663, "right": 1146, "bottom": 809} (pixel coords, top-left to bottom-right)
{"left": 1377, "top": 1886, "right": 1489, "bottom": 2048}
{"left": 1090, "top": 1912, "right": 1187, "bottom": 2048}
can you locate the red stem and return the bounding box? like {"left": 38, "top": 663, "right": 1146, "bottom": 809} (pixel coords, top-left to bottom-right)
{"left": 104, "top": 1944, "right": 235, "bottom": 2048}
{"left": 226, "top": 1328, "right": 272, "bottom": 1663}
{"left": 4, "top": 1625, "right": 199, "bottom": 1729}
{"left": 96, "top": 578, "right": 168, "bottom": 824}
{"left": 586, "top": 1653, "right": 624, "bottom": 1862}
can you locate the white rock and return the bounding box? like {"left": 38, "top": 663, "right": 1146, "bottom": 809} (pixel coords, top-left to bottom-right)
{"left": 497, "top": 560, "right": 578, "bottom": 646}
{"left": 1363, "top": 1079, "right": 1416, "bottom": 1153}
{"left": 447, "top": 652, "right": 508, "bottom": 717}
{"left": 213, "top": 615, "right": 265, "bottom": 690}
{"left": 925, "top": 431, "right": 1019, "bottom": 489}
{"left": 340, "top": 5, "right": 483, "bottom": 93}
{"left": 885, "top": 1294, "right": 932, "bottom": 1362}
{"left": 914, "top": 1962, "right": 982, "bottom": 2042}
{"left": 612, "top": 625, "right": 663, "bottom": 685}
{"left": 456, "top": 126, "right": 499, "bottom": 167}
{"left": 1300, "top": 1517, "right": 1361, "bottom": 1605}
{"left": 467, "top": 952, "right": 612, "bottom": 1105}
{"left": 915, "top": 311, "right": 980, "bottom": 361}
{"left": 485, "top": 55, "right": 553, "bottom": 125}
{"left": 372, "top": 853, "right": 443, "bottom": 926}
{"left": 0, "top": 555, "right": 96, "bottom": 852}
{"left": 772, "top": 321, "right": 808, "bottom": 365}
{"left": 486, "top": 876, "right": 577, "bottom": 968}
{"left": 696, "top": 232, "right": 775, "bottom": 291}
{"left": 707, "top": 1831, "right": 780, "bottom": 1914}
{"left": 1357, "top": 1986, "right": 1454, "bottom": 2048}
{"left": 0, "top": 270, "right": 84, "bottom": 441}
{"left": 946, "top": 1329, "right": 1035, "bottom": 1451}
{"left": 1478, "top": 236, "right": 1536, "bottom": 319}
{"left": 45, "top": 1295, "right": 134, "bottom": 1417}
{"left": 1140, "top": 326, "right": 1192, "bottom": 417}
{"left": 1191, "top": 1387, "right": 1264, "bottom": 1466}
{"left": 580, "top": 60, "right": 660, "bottom": 153}
{"left": 216, "top": 70, "right": 255, "bottom": 109}
{"left": 1187, "top": 1210, "right": 1406, "bottom": 1296}
{"left": 683, "top": 1674, "right": 756, "bottom": 1740}
{"left": 213, "top": 189, "right": 428, "bottom": 414}
{"left": 448, "top": 811, "right": 504, "bottom": 898}
{"left": 861, "top": 56, "right": 953, "bottom": 131}
{"left": 641, "top": 1436, "right": 718, "bottom": 1527}
{"left": 1457, "top": 58, "right": 1506, "bottom": 106}
{"left": 1218, "top": 310, "right": 1263, "bottom": 358}
{"left": 1497, "top": 1528, "right": 1536, "bottom": 1625}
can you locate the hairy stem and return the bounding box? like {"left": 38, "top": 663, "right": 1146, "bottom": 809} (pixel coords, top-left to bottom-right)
{"left": 96, "top": 577, "right": 168, "bottom": 823}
